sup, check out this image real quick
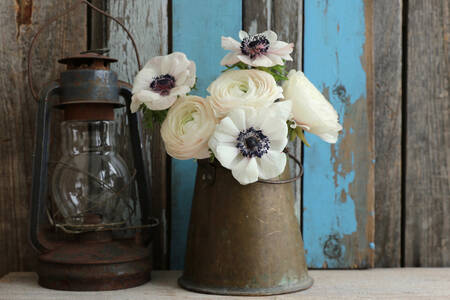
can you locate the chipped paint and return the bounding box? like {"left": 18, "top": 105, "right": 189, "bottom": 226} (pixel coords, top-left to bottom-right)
{"left": 303, "top": 0, "right": 374, "bottom": 268}
{"left": 15, "top": 0, "right": 33, "bottom": 39}
{"left": 170, "top": 0, "right": 242, "bottom": 269}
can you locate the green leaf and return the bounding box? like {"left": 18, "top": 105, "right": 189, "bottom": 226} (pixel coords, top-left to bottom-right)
{"left": 209, "top": 149, "right": 216, "bottom": 163}
{"left": 296, "top": 127, "right": 310, "bottom": 147}
{"left": 222, "top": 61, "right": 250, "bottom": 72}
{"left": 255, "top": 61, "right": 288, "bottom": 83}
{"left": 287, "top": 120, "right": 297, "bottom": 141}
{"left": 142, "top": 106, "right": 168, "bottom": 131}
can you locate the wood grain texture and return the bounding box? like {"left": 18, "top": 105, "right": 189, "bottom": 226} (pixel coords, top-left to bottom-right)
{"left": 243, "top": 0, "right": 303, "bottom": 223}
{"left": 171, "top": 0, "right": 242, "bottom": 269}
{"left": 404, "top": 0, "right": 450, "bottom": 267}
{"left": 302, "top": 0, "right": 375, "bottom": 268}
{"left": 3, "top": 269, "right": 450, "bottom": 299}
{"left": 272, "top": 0, "right": 303, "bottom": 223}
{"left": 107, "top": 0, "right": 169, "bottom": 269}
{"left": 0, "top": 0, "right": 86, "bottom": 277}
{"left": 373, "top": 0, "right": 403, "bottom": 267}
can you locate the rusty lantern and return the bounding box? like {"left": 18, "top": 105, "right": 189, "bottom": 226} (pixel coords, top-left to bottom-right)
{"left": 27, "top": 2, "right": 156, "bottom": 291}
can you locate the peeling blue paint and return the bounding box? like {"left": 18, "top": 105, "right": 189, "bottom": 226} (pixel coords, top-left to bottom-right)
{"left": 303, "top": 0, "right": 368, "bottom": 268}
{"left": 171, "top": 0, "right": 242, "bottom": 269}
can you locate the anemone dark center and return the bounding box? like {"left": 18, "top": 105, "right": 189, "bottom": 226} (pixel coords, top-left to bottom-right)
{"left": 240, "top": 34, "right": 270, "bottom": 59}
{"left": 150, "top": 74, "right": 176, "bottom": 96}
{"left": 236, "top": 127, "right": 270, "bottom": 158}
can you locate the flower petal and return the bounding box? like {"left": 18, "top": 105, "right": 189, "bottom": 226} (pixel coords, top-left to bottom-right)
{"left": 259, "top": 117, "right": 288, "bottom": 145}
{"left": 266, "top": 53, "right": 284, "bottom": 66}
{"left": 269, "top": 136, "right": 288, "bottom": 152}
{"left": 262, "top": 30, "right": 278, "bottom": 43}
{"left": 239, "top": 30, "right": 249, "bottom": 40}
{"left": 250, "top": 55, "right": 275, "bottom": 67}
{"left": 134, "top": 89, "right": 161, "bottom": 103}
{"left": 215, "top": 144, "right": 240, "bottom": 169}
{"left": 257, "top": 151, "right": 287, "bottom": 180}
{"left": 132, "top": 68, "right": 157, "bottom": 93}
{"left": 217, "top": 116, "right": 241, "bottom": 136}
{"left": 130, "top": 95, "right": 142, "bottom": 113}
{"left": 269, "top": 41, "right": 294, "bottom": 56}
{"left": 222, "top": 36, "right": 241, "bottom": 51}
{"left": 138, "top": 90, "right": 177, "bottom": 110}
{"left": 227, "top": 108, "right": 249, "bottom": 131}
{"left": 221, "top": 52, "right": 240, "bottom": 66}
{"left": 231, "top": 157, "right": 259, "bottom": 185}
{"left": 269, "top": 100, "right": 292, "bottom": 121}
{"left": 170, "top": 85, "right": 190, "bottom": 97}
{"left": 236, "top": 54, "right": 254, "bottom": 66}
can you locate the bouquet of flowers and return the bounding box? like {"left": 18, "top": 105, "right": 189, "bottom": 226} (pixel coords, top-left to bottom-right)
{"left": 131, "top": 30, "right": 342, "bottom": 185}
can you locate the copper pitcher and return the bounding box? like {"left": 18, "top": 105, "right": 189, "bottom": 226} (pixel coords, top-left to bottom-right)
{"left": 179, "top": 159, "right": 313, "bottom": 296}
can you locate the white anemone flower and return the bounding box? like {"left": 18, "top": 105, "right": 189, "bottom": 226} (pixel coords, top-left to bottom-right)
{"left": 208, "top": 101, "right": 292, "bottom": 185}
{"left": 131, "top": 52, "right": 196, "bottom": 112}
{"left": 207, "top": 69, "right": 283, "bottom": 118}
{"left": 282, "top": 70, "right": 343, "bottom": 143}
{"left": 221, "top": 30, "right": 294, "bottom": 67}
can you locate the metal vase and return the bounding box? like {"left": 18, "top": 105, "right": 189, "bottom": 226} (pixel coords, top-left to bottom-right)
{"left": 179, "top": 160, "right": 313, "bottom": 296}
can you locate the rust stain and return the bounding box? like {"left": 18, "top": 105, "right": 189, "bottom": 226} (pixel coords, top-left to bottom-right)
{"left": 363, "top": 0, "right": 375, "bottom": 268}
{"left": 330, "top": 95, "right": 373, "bottom": 267}
{"left": 15, "top": 0, "right": 33, "bottom": 39}
{"left": 340, "top": 189, "right": 347, "bottom": 203}
{"left": 323, "top": 234, "right": 342, "bottom": 259}
{"left": 324, "top": 0, "right": 375, "bottom": 269}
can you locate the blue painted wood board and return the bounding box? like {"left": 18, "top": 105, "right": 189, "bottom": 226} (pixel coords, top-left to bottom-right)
{"left": 171, "top": 0, "right": 242, "bottom": 269}
{"left": 302, "top": 0, "right": 375, "bottom": 268}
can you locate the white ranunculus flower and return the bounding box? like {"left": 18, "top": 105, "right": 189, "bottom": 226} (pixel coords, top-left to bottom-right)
{"left": 207, "top": 69, "right": 283, "bottom": 118}
{"left": 208, "top": 101, "right": 291, "bottom": 185}
{"left": 131, "top": 52, "right": 196, "bottom": 112}
{"left": 221, "top": 30, "right": 294, "bottom": 67}
{"left": 161, "top": 95, "right": 217, "bottom": 160}
{"left": 282, "top": 70, "right": 343, "bottom": 143}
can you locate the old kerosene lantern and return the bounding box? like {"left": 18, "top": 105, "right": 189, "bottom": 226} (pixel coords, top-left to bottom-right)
{"left": 28, "top": 3, "right": 155, "bottom": 291}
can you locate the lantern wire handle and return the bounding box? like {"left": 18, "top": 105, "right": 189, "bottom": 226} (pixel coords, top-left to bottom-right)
{"left": 27, "top": 0, "right": 142, "bottom": 101}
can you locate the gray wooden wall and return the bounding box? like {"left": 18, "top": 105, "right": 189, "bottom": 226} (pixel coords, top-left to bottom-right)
{"left": 0, "top": 0, "right": 448, "bottom": 277}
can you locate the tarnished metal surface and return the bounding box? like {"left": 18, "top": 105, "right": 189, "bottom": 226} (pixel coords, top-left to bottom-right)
{"left": 58, "top": 52, "right": 118, "bottom": 65}
{"left": 179, "top": 160, "right": 313, "bottom": 296}
{"left": 37, "top": 239, "right": 151, "bottom": 291}
{"left": 57, "top": 69, "right": 122, "bottom": 108}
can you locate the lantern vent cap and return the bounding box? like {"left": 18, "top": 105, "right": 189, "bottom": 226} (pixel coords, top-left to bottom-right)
{"left": 58, "top": 49, "right": 118, "bottom": 70}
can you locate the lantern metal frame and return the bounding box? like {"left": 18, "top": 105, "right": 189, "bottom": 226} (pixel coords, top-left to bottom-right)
{"left": 28, "top": 1, "right": 156, "bottom": 291}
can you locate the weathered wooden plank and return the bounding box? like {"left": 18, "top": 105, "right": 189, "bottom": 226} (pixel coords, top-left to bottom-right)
{"left": 243, "top": 0, "right": 271, "bottom": 35}
{"left": 171, "top": 0, "right": 242, "bottom": 269}
{"left": 243, "top": 0, "right": 303, "bottom": 223}
{"left": 3, "top": 269, "right": 450, "bottom": 299}
{"left": 107, "top": 0, "right": 169, "bottom": 269}
{"left": 302, "top": 0, "right": 375, "bottom": 268}
{"left": 88, "top": 0, "right": 105, "bottom": 50}
{"left": 272, "top": 0, "right": 303, "bottom": 223}
{"left": 404, "top": 0, "right": 449, "bottom": 267}
{"left": 373, "top": 0, "right": 403, "bottom": 267}
{"left": 0, "top": 0, "right": 86, "bottom": 277}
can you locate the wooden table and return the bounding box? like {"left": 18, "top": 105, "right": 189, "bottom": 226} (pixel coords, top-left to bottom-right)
{"left": 1, "top": 269, "right": 449, "bottom": 299}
